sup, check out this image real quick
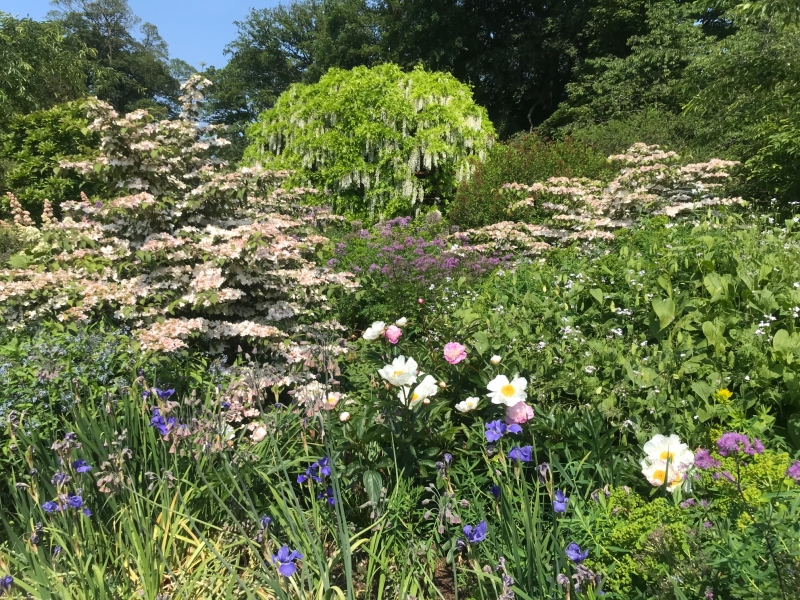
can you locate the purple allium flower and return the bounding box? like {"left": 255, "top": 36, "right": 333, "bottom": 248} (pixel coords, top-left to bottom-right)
{"left": 272, "top": 545, "right": 303, "bottom": 577}
{"left": 700, "top": 499, "right": 710, "bottom": 508}
{"left": 489, "top": 485, "right": 501, "bottom": 499}
{"left": 680, "top": 498, "right": 696, "bottom": 509}
{"left": 67, "top": 493, "right": 83, "bottom": 510}
{"left": 508, "top": 446, "right": 533, "bottom": 463}
{"left": 566, "top": 542, "right": 589, "bottom": 563}
{"left": 261, "top": 515, "right": 272, "bottom": 529}
{"left": 485, "top": 420, "right": 522, "bottom": 443}
{"left": 716, "top": 432, "right": 764, "bottom": 456}
{"left": 553, "top": 490, "right": 569, "bottom": 513}
{"left": 154, "top": 388, "right": 175, "bottom": 400}
{"left": 703, "top": 520, "right": 713, "bottom": 529}
{"left": 82, "top": 508, "right": 92, "bottom": 517}
{"left": 0, "top": 574, "right": 12, "bottom": 593}
{"left": 72, "top": 459, "right": 92, "bottom": 473}
{"left": 694, "top": 449, "right": 721, "bottom": 470}
{"left": 317, "top": 487, "right": 335, "bottom": 505}
{"left": 42, "top": 501, "right": 59, "bottom": 513}
{"left": 786, "top": 461, "right": 800, "bottom": 484}
{"left": 705, "top": 588, "right": 714, "bottom": 600}
{"left": 463, "top": 520, "right": 488, "bottom": 544}
{"left": 51, "top": 472, "right": 68, "bottom": 486}
{"left": 327, "top": 258, "right": 340, "bottom": 267}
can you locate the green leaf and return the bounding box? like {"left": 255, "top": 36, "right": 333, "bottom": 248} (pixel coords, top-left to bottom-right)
{"left": 7, "top": 253, "right": 30, "bottom": 268}
{"left": 773, "top": 329, "right": 792, "bottom": 354}
{"left": 657, "top": 275, "right": 672, "bottom": 297}
{"left": 363, "top": 470, "right": 382, "bottom": 508}
{"left": 590, "top": 288, "right": 604, "bottom": 306}
{"left": 702, "top": 320, "right": 727, "bottom": 354}
{"left": 652, "top": 297, "right": 675, "bottom": 330}
{"left": 473, "top": 331, "right": 489, "bottom": 355}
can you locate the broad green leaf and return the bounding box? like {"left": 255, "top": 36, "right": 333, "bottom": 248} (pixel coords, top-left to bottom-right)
{"left": 363, "top": 470, "right": 382, "bottom": 508}
{"left": 652, "top": 297, "right": 675, "bottom": 330}
{"left": 473, "top": 331, "right": 489, "bottom": 355}
{"left": 590, "top": 288, "right": 604, "bottom": 306}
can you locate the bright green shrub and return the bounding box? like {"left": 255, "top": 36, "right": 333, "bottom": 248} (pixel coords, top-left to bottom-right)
{"left": 244, "top": 63, "right": 495, "bottom": 219}
{"left": 0, "top": 101, "right": 101, "bottom": 220}
{"left": 447, "top": 134, "right": 613, "bottom": 229}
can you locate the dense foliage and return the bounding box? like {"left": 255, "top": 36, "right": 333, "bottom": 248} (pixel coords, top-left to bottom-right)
{"left": 245, "top": 64, "right": 495, "bottom": 218}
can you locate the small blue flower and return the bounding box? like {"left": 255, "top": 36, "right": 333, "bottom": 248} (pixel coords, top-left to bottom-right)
{"left": 221, "top": 401, "right": 231, "bottom": 410}
{"left": 154, "top": 388, "right": 175, "bottom": 400}
{"left": 261, "top": 515, "right": 272, "bottom": 529}
{"left": 72, "top": 459, "right": 92, "bottom": 473}
{"left": 489, "top": 484, "right": 501, "bottom": 499}
{"left": 443, "top": 453, "right": 453, "bottom": 465}
{"left": 463, "top": 520, "right": 488, "bottom": 544}
{"left": 272, "top": 545, "right": 303, "bottom": 577}
{"left": 484, "top": 420, "right": 522, "bottom": 443}
{"left": 553, "top": 489, "right": 569, "bottom": 513}
{"left": 42, "top": 501, "right": 59, "bottom": 513}
{"left": 67, "top": 493, "right": 83, "bottom": 510}
{"left": 0, "top": 574, "right": 12, "bottom": 594}
{"left": 52, "top": 545, "right": 61, "bottom": 557}
{"left": 298, "top": 457, "right": 332, "bottom": 484}
{"left": 566, "top": 542, "right": 589, "bottom": 563}
{"left": 317, "top": 487, "right": 336, "bottom": 506}
{"left": 82, "top": 508, "right": 92, "bottom": 517}
{"left": 508, "top": 446, "right": 533, "bottom": 463}
{"left": 51, "top": 472, "right": 68, "bottom": 486}
{"left": 149, "top": 408, "right": 177, "bottom": 436}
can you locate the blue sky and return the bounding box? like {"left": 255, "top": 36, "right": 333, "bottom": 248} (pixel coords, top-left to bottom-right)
{"left": 3, "top": 0, "right": 282, "bottom": 69}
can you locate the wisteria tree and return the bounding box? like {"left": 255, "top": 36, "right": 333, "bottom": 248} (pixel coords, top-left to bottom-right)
{"left": 0, "top": 76, "right": 355, "bottom": 366}
{"left": 244, "top": 63, "right": 495, "bottom": 219}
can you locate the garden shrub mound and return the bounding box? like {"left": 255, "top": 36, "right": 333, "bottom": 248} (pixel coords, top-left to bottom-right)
{"left": 244, "top": 63, "right": 495, "bottom": 219}
{"left": 448, "top": 134, "right": 613, "bottom": 229}
{"left": 0, "top": 76, "right": 355, "bottom": 365}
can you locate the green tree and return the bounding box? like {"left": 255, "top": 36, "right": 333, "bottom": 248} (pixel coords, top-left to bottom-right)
{"left": 49, "top": 0, "right": 188, "bottom": 115}
{"left": 0, "top": 12, "right": 92, "bottom": 122}
{"left": 245, "top": 63, "right": 495, "bottom": 218}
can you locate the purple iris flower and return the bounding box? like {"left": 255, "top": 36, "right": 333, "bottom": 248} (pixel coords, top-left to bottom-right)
{"left": 82, "top": 508, "right": 92, "bottom": 517}
{"left": 42, "top": 501, "right": 59, "bottom": 513}
{"left": 221, "top": 401, "right": 231, "bottom": 410}
{"left": 566, "top": 542, "right": 589, "bottom": 563}
{"left": 489, "top": 485, "right": 501, "bottom": 499}
{"left": 463, "top": 520, "right": 488, "bottom": 544}
{"left": 72, "top": 459, "right": 92, "bottom": 473}
{"left": 52, "top": 546, "right": 61, "bottom": 557}
{"left": 154, "top": 388, "right": 175, "bottom": 400}
{"left": 0, "top": 574, "right": 12, "bottom": 593}
{"left": 443, "top": 453, "right": 453, "bottom": 465}
{"left": 149, "top": 408, "right": 177, "bottom": 436}
{"left": 485, "top": 420, "right": 522, "bottom": 442}
{"left": 553, "top": 490, "right": 569, "bottom": 513}
{"left": 317, "top": 487, "right": 336, "bottom": 505}
{"left": 298, "top": 457, "right": 332, "bottom": 484}
{"left": 272, "top": 545, "right": 303, "bottom": 577}
{"left": 51, "top": 472, "right": 68, "bottom": 486}
{"left": 261, "top": 515, "right": 272, "bottom": 528}
{"left": 67, "top": 493, "right": 83, "bottom": 510}
{"left": 508, "top": 446, "right": 533, "bottom": 463}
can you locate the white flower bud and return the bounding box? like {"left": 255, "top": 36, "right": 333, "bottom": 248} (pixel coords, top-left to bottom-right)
{"left": 339, "top": 411, "right": 351, "bottom": 422}
{"left": 490, "top": 355, "right": 502, "bottom": 365}
{"left": 395, "top": 317, "right": 408, "bottom": 327}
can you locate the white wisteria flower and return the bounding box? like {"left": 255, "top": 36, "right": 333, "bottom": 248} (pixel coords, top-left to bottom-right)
{"left": 363, "top": 321, "right": 386, "bottom": 340}
{"left": 398, "top": 374, "right": 438, "bottom": 406}
{"left": 640, "top": 459, "right": 685, "bottom": 492}
{"left": 455, "top": 397, "right": 480, "bottom": 413}
{"left": 378, "top": 355, "right": 419, "bottom": 387}
{"left": 643, "top": 434, "right": 695, "bottom": 471}
{"left": 486, "top": 374, "right": 527, "bottom": 406}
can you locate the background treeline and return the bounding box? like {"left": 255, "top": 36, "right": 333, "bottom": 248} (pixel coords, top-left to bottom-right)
{"left": 2, "top": 0, "right": 799, "bottom": 218}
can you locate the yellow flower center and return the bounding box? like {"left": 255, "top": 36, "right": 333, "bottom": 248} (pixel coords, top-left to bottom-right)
{"left": 660, "top": 451, "right": 675, "bottom": 461}
{"left": 653, "top": 469, "right": 666, "bottom": 484}
{"left": 501, "top": 384, "right": 516, "bottom": 397}
{"left": 411, "top": 393, "right": 420, "bottom": 401}
{"left": 393, "top": 370, "right": 404, "bottom": 377}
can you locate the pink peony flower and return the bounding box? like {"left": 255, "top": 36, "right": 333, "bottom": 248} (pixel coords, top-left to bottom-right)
{"left": 385, "top": 325, "right": 403, "bottom": 344}
{"left": 443, "top": 342, "right": 467, "bottom": 365}
{"left": 505, "top": 401, "right": 534, "bottom": 425}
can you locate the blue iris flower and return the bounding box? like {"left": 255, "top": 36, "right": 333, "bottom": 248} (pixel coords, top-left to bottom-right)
{"left": 82, "top": 508, "right": 93, "bottom": 517}
{"left": 463, "top": 520, "right": 488, "bottom": 544}
{"left": 553, "top": 489, "right": 569, "bottom": 513}
{"left": 298, "top": 457, "right": 332, "bottom": 484}
{"left": 508, "top": 446, "right": 533, "bottom": 463}
{"left": 42, "top": 501, "right": 59, "bottom": 513}
{"left": 0, "top": 574, "right": 12, "bottom": 594}
{"left": 272, "top": 545, "right": 303, "bottom": 577}
{"left": 261, "top": 515, "right": 272, "bottom": 529}
{"left": 67, "top": 493, "right": 83, "bottom": 510}
{"left": 72, "top": 459, "right": 92, "bottom": 473}
{"left": 566, "top": 542, "right": 589, "bottom": 563}
{"left": 484, "top": 420, "right": 522, "bottom": 443}
{"left": 489, "top": 485, "right": 501, "bottom": 499}
{"left": 317, "top": 487, "right": 336, "bottom": 505}
{"left": 154, "top": 388, "right": 175, "bottom": 400}
{"left": 149, "top": 408, "right": 177, "bottom": 436}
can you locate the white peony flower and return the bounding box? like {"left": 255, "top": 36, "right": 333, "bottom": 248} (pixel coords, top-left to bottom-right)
{"left": 641, "top": 459, "right": 685, "bottom": 492}
{"left": 490, "top": 355, "right": 502, "bottom": 365}
{"left": 455, "top": 397, "right": 480, "bottom": 413}
{"left": 363, "top": 321, "right": 386, "bottom": 340}
{"left": 643, "top": 434, "right": 694, "bottom": 471}
{"left": 395, "top": 317, "right": 408, "bottom": 327}
{"left": 378, "top": 355, "right": 418, "bottom": 387}
{"left": 398, "top": 374, "right": 438, "bottom": 406}
{"left": 486, "top": 374, "right": 527, "bottom": 406}
{"left": 339, "top": 411, "right": 351, "bottom": 422}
